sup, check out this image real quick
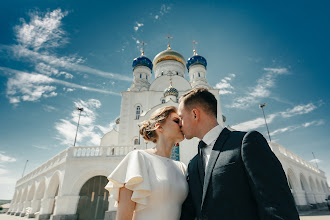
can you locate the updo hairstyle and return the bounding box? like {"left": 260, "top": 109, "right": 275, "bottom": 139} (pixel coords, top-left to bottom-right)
{"left": 139, "top": 106, "right": 177, "bottom": 143}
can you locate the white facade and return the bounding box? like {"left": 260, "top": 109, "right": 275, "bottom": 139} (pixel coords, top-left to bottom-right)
{"left": 7, "top": 48, "right": 330, "bottom": 219}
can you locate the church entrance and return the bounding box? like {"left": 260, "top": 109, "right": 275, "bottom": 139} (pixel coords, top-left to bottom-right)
{"left": 76, "top": 176, "right": 109, "bottom": 220}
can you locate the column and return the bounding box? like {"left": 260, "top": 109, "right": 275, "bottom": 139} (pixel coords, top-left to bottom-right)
{"left": 51, "top": 195, "right": 80, "bottom": 220}
{"left": 38, "top": 198, "right": 55, "bottom": 220}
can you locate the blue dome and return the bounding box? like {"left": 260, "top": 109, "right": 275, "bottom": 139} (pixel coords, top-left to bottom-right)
{"left": 164, "top": 85, "right": 179, "bottom": 97}
{"left": 132, "top": 56, "right": 153, "bottom": 70}
{"left": 186, "top": 55, "right": 207, "bottom": 70}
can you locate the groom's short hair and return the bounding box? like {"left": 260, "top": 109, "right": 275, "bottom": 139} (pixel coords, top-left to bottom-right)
{"left": 179, "top": 88, "right": 217, "bottom": 118}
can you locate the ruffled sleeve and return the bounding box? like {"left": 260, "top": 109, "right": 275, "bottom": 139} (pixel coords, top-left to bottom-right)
{"left": 105, "top": 150, "right": 151, "bottom": 211}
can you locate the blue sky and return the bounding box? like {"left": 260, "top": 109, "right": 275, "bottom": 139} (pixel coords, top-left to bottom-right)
{"left": 0, "top": 0, "right": 329, "bottom": 199}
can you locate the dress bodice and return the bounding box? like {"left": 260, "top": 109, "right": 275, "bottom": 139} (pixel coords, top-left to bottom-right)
{"left": 105, "top": 150, "right": 188, "bottom": 220}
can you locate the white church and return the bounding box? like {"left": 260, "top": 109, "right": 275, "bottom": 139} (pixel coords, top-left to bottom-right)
{"left": 7, "top": 44, "right": 330, "bottom": 220}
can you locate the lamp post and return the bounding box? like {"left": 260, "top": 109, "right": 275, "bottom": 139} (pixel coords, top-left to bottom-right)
{"left": 73, "top": 107, "right": 84, "bottom": 147}
{"left": 259, "top": 103, "right": 271, "bottom": 142}
{"left": 22, "top": 159, "right": 28, "bottom": 177}
{"left": 144, "top": 140, "right": 148, "bottom": 149}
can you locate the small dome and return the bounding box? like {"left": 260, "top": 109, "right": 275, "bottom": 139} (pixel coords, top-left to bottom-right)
{"left": 153, "top": 49, "right": 185, "bottom": 67}
{"left": 163, "top": 84, "right": 179, "bottom": 97}
{"left": 186, "top": 55, "right": 207, "bottom": 70}
{"left": 132, "top": 56, "right": 153, "bottom": 70}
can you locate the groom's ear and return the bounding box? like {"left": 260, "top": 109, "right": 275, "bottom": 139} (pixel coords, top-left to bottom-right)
{"left": 192, "top": 109, "right": 200, "bottom": 121}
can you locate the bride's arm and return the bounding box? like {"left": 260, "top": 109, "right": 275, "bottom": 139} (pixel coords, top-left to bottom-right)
{"left": 116, "top": 187, "right": 136, "bottom": 220}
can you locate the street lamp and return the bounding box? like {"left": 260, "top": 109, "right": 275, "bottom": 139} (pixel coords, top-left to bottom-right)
{"left": 22, "top": 159, "right": 29, "bottom": 177}
{"left": 73, "top": 107, "right": 84, "bottom": 147}
{"left": 259, "top": 103, "right": 271, "bottom": 142}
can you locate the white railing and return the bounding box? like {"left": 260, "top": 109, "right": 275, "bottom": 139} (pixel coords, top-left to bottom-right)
{"left": 16, "top": 145, "right": 136, "bottom": 185}
{"left": 272, "top": 143, "right": 321, "bottom": 174}
{"left": 16, "top": 149, "right": 68, "bottom": 185}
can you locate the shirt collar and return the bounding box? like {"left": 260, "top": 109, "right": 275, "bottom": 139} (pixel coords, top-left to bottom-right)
{"left": 202, "top": 124, "right": 224, "bottom": 146}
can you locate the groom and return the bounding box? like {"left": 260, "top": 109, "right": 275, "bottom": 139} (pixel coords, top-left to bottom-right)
{"left": 178, "top": 88, "right": 299, "bottom": 220}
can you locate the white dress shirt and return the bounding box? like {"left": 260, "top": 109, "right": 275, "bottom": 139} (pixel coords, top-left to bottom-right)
{"left": 201, "top": 124, "right": 223, "bottom": 172}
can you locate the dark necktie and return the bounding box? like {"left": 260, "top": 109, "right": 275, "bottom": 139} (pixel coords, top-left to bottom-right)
{"left": 198, "top": 140, "right": 207, "bottom": 184}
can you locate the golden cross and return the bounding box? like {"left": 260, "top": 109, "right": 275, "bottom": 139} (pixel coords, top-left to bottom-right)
{"left": 140, "top": 41, "right": 147, "bottom": 56}
{"left": 165, "top": 34, "right": 173, "bottom": 49}
{"left": 192, "top": 40, "right": 198, "bottom": 55}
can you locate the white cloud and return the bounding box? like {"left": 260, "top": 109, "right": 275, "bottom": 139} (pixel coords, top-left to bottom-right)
{"left": 14, "top": 9, "right": 68, "bottom": 51}
{"left": 270, "top": 120, "right": 324, "bottom": 136}
{"left": 303, "top": 120, "right": 324, "bottom": 127}
{"left": 0, "top": 152, "right": 16, "bottom": 163}
{"left": 32, "top": 145, "right": 51, "bottom": 150}
{"left": 11, "top": 45, "right": 131, "bottom": 81}
{"left": 1, "top": 67, "right": 120, "bottom": 104}
{"left": 229, "top": 68, "right": 289, "bottom": 109}
{"left": 269, "top": 125, "right": 298, "bottom": 136}
{"left": 63, "top": 87, "right": 74, "bottom": 92}
{"left": 43, "top": 105, "right": 57, "bottom": 112}
{"left": 160, "top": 4, "right": 171, "bottom": 15}
{"left": 281, "top": 103, "right": 317, "bottom": 118}
{"left": 215, "top": 73, "right": 236, "bottom": 95}
{"left": 310, "top": 159, "right": 322, "bottom": 163}
{"left": 134, "top": 22, "right": 144, "bottom": 31}
{"left": 232, "top": 113, "right": 277, "bottom": 131}
{"left": 232, "top": 103, "right": 319, "bottom": 131}
{"left": 55, "top": 99, "right": 115, "bottom": 146}
{"left": 35, "top": 62, "right": 74, "bottom": 79}
{"left": 6, "top": 70, "right": 56, "bottom": 103}
{"left": 155, "top": 15, "right": 159, "bottom": 19}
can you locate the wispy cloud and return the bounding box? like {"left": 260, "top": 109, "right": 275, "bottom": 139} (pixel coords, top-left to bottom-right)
{"left": 10, "top": 45, "right": 131, "bottom": 81}
{"left": 310, "top": 159, "right": 322, "bottom": 164}
{"left": 32, "top": 145, "right": 52, "bottom": 150}
{"left": 0, "top": 8, "right": 131, "bottom": 84}
{"left": 214, "top": 73, "right": 236, "bottom": 95}
{"left": 0, "top": 152, "right": 16, "bottom": 163}
{"left": 232, "top": 103, "right": 320, "bottom": 131}
{"left": 43, "top": 104, "right": 57, "bottom": 112}
{"left": 232, "top": 113, "right": 277, "bottom": 131}
{"left": 14, "top": 8, "right": 68, "bottom": 51}
{"left": 228, "top": 68, "right": 289, "bottom": 109}
{"left": 1, "top": 67, "right": 120, "bottom": 104}
{"left": 153, "top": 4, "right": 171, "bottom": 20}
{"left": 134, "top": 22, "right": 144, "bottom": 31}
{"left": 55, "top": 99, "right": 116, "bottom": 146}
{"left": 270, "top": 120, "right": 325, "bottom": 136}
{"left": 280, "top": 103, "right": 317, "bottom": 118}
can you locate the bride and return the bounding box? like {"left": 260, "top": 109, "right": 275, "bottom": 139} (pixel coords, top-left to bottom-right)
{"left": 105, "top": 106, "right": 188, "bottom": 220}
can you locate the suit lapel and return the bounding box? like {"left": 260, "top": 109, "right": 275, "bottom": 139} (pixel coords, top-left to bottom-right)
{"left": 201, "top": 127, "right": 231, "bottom": 208}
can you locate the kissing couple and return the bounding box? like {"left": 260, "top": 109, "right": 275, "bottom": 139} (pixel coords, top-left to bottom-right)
{"left": 106, "top": 88, "right": 299, "bottom": 220}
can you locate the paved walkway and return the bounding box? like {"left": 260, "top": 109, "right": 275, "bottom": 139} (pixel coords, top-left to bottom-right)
{"left": 1, "top": 210, "right": 330, "bottom": 220}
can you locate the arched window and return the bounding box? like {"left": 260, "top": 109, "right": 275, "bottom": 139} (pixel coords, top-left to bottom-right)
{"left": 134, "top": 138, "right": 139, "bottom": 145}
{"left": 198, "top": 72, "right": 200, "bottom": 77}
{"left": 176, "top": 72, "right": 179, "bottom": 75}
{"left": 162, "top": 99, "right": 165, "bottom": 104}
{"left": 140, "top": 74, "right": 142, "bottom": 78}
{"left": 136, "top": 106, "right": 141, "bottom": 119}
{"left": 146, "top": 75, "right": 148, "bottom": 79}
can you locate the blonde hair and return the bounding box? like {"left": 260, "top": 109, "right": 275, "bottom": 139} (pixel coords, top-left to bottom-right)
{"left": 139, "top": 106, "right": 177, "bottom": 143}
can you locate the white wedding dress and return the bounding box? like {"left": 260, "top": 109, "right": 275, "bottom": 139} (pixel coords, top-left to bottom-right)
{"left": 105, "top": 150, "right": 188, "bottom": 220}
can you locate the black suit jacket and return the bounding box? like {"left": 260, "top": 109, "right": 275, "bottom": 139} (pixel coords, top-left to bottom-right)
{"left": 180, "top": 128, "right": 299, "bottom": 220}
